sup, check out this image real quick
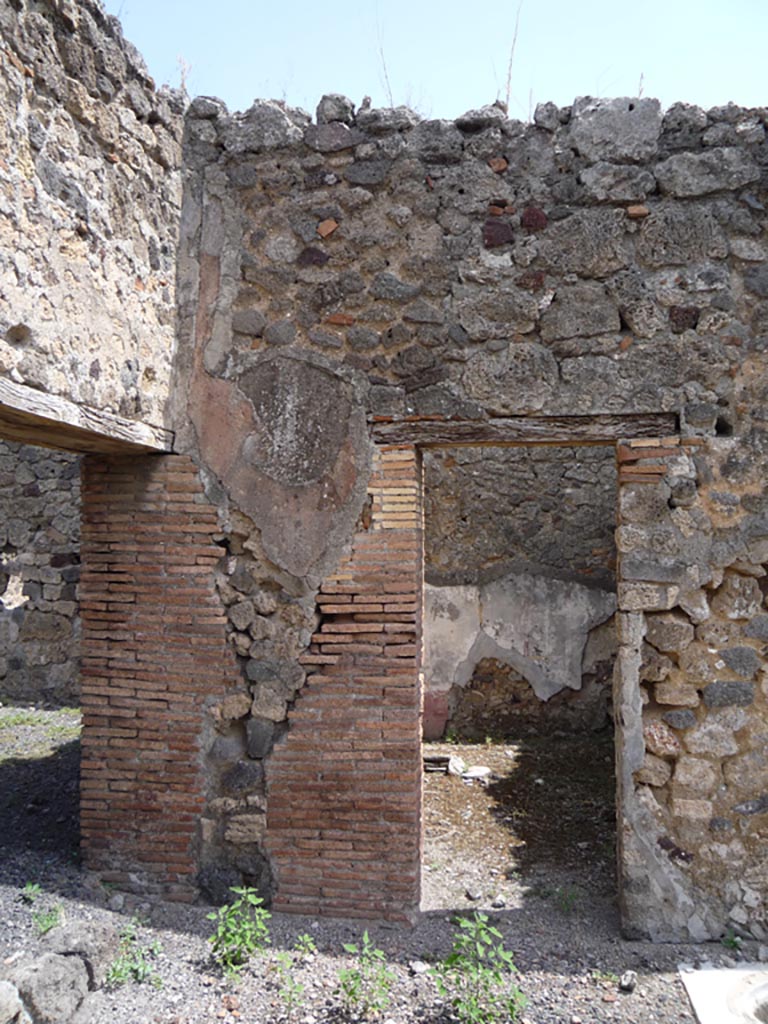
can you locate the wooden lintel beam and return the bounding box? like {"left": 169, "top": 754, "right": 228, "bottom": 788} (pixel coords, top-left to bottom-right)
{"left": 0, "top": 377, "right": 175, "bottom": 454}
{"left": 370, "top": 413, "right": 678, "bottom": 447}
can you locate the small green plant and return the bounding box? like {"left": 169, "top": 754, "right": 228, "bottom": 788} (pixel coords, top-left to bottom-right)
{"left": 32, "top": 904, "right": 62, "bottom": 935}
{"left": 207, "top": 886, "right": 271, "bottom": 977}
{"left": 272, "top": 950, "right": 306, "bottom": 1017}
{"left": 721, "top": 928, "right": 743, "bottom": 951}
{"left": 294, "top": 932, "right": 317, "bottom": 957}
{"left": 0, "top": 709, "right": 47, "bottom": 729}
{"left": 106, "top": 919, "right": 162, "bottom": 989}
{"left": 337, "top": 930, "right": 395, "bottom": 1018}
{"left": 21, "top": 881, "right": 41, "bottom": 905}
{"left": 590, "top": 968, "right": 619, "bottom": 985}
{"left": 433, "top": 912, "right": 526, "bottom": 1024}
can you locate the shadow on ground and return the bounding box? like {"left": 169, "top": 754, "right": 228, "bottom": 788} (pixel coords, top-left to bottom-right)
{"left": 0, "top": 704, "right": 81, "bottom": 890}
{"left": 421, "top": 730, "right": 617, "bottom": 917}
{"left": 0, "top": 739, "right": 80, "bottom": 859}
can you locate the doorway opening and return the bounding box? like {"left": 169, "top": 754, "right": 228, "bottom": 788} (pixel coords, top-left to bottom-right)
{"left": 0, "top": 439, "right": 82, "bottom": 867}
{"left": 420, "top": 442, "right": 618, "bottom": 913}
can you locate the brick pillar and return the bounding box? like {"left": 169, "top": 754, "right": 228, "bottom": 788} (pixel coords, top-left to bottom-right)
{"left": 79, "top": 454, "right": 238, "bottom": 900}
{"left": 267, "top": 445, "right": 423, "bottom": 920}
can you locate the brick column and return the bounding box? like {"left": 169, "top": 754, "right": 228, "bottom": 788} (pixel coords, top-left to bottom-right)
{"left": 267, "top": 445, "right": 423, "bottom": 920}
{"left": 79, "top": 454, "right": 238, "bottom": 900}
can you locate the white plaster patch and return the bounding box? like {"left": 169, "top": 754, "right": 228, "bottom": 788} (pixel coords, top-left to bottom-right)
{"left": 423, "top": 573, "right": 616, "bottom": 701}
{"left": 423, "top": 584, "right": 480, "bottom": 692}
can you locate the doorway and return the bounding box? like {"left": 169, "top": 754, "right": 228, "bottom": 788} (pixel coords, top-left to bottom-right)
{"left": 0, "top": 439, "right": 82, "bottom": 868}
{"left": 419, "top": 440, "right": 618, "bottom": 912}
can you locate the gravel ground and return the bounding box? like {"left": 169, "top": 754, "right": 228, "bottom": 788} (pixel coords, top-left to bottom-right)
{"left": 0, "top": 706, "right": 756, "bottom": 1024}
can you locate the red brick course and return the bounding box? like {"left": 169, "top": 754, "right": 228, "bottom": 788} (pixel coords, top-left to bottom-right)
{"left": 79, "top": 454, "right": 239, "bottom": 900}
{"left": 267, "top": 446, "right": 424, "bottom": 921}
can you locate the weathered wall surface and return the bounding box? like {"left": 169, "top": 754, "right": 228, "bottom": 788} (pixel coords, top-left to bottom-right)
{"left": 177, "top": 93, "right": 767, "bottom": 432}
{"left": 616, "top": 434, "right": 768, "bottom": 941}
{"left": 424, "top": 445, "right": 617, "bottom": 587}
{"left": 170, "top": 91, "right": 768, "bottom": 924}
{"left": 423, "top": 575, "right": 616, "bottom": 739}
{"left": 0, "top": 440, "right": 80, "bottom": 706}
{"left": 0, "top": 0, "right": 184, "bottom": 425}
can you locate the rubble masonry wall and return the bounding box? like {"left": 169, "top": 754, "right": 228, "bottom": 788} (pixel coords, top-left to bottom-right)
{"left": 4, "top": 0, "right": 768, "bottom": 938}
{"left": 0, "top": 0, "right": 183, "bottom": 425}
{"left": 170, "top": 90, "right": 768, "bottom": 936}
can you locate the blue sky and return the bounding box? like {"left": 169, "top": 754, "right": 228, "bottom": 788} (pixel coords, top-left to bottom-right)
{"left": 103, "top": 0, "right": 768, "bottom": 121}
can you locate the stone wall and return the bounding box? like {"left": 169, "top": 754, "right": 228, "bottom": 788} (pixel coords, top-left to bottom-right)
{"left": 6, "top": 1, "right": 768, "bottom": 935}
{"left": 177, "top": 93, "right": 767, "bottom": 433}
{"left": 168, "top": 90, "right": 768, "bottom": 928}
{"left": 0, "top": 440, "right": 80, "bottom": 706}
{"left": 616, "top": 434, "right": 768, "bottom": 941}
{"left": 0, "top": 0, "right": 184, "bottom": 425}
{"left": 424, "top": 445, "right": 617, "bottom": 587}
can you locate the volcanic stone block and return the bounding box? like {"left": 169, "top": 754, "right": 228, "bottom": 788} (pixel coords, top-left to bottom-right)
{"left": 702, "top": 681, "right": 754, "bottom": 707}
{"left": 569, "top": 97, "right": 662, "bottom": 163}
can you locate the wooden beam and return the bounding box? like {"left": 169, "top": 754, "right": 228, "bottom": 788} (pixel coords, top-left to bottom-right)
{"left": 370, "top": 413, "right": 678, "bottom": 447}
{"left": 0, "top": 378, "right": 175, "bottom": 454}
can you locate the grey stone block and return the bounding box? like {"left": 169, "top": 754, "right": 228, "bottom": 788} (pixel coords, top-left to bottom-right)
{"left": 246, "top": 717, "right": 275, "bottom": 759}
{"left": 0, "top": 980, "right": 22, "bottom": 1024}
{"left": 744, "top": 614, "right": 768, "bottom": 640}
{"left": 721, "top": 646, "right": 762, "bottom": 679}
{"left": 304, "top": 123, "right": 364, "bottom": 152}
{"left": 41, "top": 921, "right": 119, "bottom": 988}
{"left": 734, "top": 795, "right": 768, "bottom": 816}
{"left": 655, "top": 147, "right": 760, "bottom": 197}
{"left": 316, "top": 94, "right": 355, "bottom": 125}
{"left": 9, "top": 954, "right": 89, "bottom": 1024}
{"left": 662, "top": 709, "right": 697, "bottom": 730}
{"left": 569, "top": 96, "right": 661, "bottom": 163}
{"left": 222, "top": 759, "right": 265, "bottom": 794}
{"left": 343, "top": 160, "right": 392, "bottom": 186}
{"left": 702, "top": 681, "right": 755, "bottom": 707}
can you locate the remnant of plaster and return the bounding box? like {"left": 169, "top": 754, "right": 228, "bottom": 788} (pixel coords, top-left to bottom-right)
{"left": 424, "top": 575, "right": 616, "bottom": 702}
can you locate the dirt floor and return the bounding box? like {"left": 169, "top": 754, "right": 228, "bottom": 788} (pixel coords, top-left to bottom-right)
{"left": 0, "top": 705, "right": 617, "bottom": 917}
{"left": 421, "top": 732, "right": 617, "bottom": 914}
{"left": 0, "top": 706, "right": 739, "bottom": 1023}
{"left": 0, "top": 703, "right": 80, "bottom": 860}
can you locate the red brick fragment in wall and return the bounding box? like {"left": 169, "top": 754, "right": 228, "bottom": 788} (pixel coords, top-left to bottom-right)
{"left": 266, "top": 445, "right": 424, "bottom": 922}
{"left": 422, "top": 691, "right": 449, "bottom": 741}
{"left": 79, "top": 454, "right": 239, "bottom": 901}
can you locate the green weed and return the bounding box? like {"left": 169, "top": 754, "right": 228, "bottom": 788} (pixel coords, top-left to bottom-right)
{"left": 21, "top": 881, "right": 41, "bottom": 904}
{"left": 272, "top": 950, "right": 306, "bottom": 1017}
{"left": 0, "top": 709, "right": 48, "bottom": 729}
{"left": 106, "top": 918, "right": 162, "bottom": 989}
{"left": 590, "top": 968, "right": 619, "bottom": 985}
{"left": 337, "top": 930, "right": 395, "bottom": 1018}
{"left": 555, "top": 885, "right": 580, "bottom": 913}
{"left": 433, "top": 912, "right": 526, "bottom": 1024}
{"left": 207, "top": 886, "right": 271, "bottom": 977}
{"left": 32, "top": 904, "right": 62, "bottom": 936}
{"left": 294, "top": 932, "right": 317, "bottom": 957}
